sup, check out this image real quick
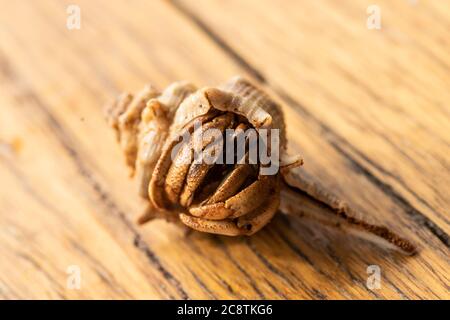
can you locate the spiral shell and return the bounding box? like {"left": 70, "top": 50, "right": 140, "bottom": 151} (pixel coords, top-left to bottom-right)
{"left": 143, "top": 77, "right": 300, "bottom": 235}
{"left": 106, "top": 76, "right": 415, "bottom": 254}
{"left": 106, "top": 76, "right": 298, "bottom": 235}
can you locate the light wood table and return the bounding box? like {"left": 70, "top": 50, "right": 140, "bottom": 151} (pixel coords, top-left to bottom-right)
{"left": 0, "top": 0, "right": 448, "bottom": 299}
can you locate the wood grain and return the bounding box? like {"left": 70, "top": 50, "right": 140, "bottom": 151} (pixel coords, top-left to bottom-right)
{"left": 0, "top": 0, "right": 448, "bottom": 299}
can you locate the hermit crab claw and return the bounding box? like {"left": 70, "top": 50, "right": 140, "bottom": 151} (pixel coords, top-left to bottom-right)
{"left": 106, "top": 76, "right": 416, "bottom": 255}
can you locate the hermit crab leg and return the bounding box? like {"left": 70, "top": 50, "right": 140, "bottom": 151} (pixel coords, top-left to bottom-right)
{"left": 225, "top": 175, "right": 276, "bottom": 218}
{"left": 187, "top": 116, "right": 275, "bottom": 220}
{"left": 185, "top": 176, "right": 280, "bottom": 233}
{"left": 149, "top": 133, "right": 188, "bottom": 209}
{"left": 179, "top": 213, "right": 245, "bottom": 236}
{"left": 237, "top": 180, "right": 281, "bottom": 235}
{"left": 164, "top": 113, "right": 234, "bottom": 205}
{"left": 148, "top": 112, "right": 219, "bottom": 209}
{"left": 189, "top": 203, "right": 234, "bottom": 220}
{"left": 164, "top": 141, "right": 194, "bottom": 205}
{"left": 179, "top": 114, "right": 236, "bottom": 207}
{"left": 178, "top": 144, "right": 217, "bottom": 207}
{"left": 188, "top": 175, "right": 275, "bottom": 220}
{"left": 203, "top": 123, "right": 255, "bottom": 204}
{"left": 280, "top": 169, "right": 417, "bottom": 255}
{"left": 187, "top": 121, "right": 257, "bottom": 216}
{"left": 206, "top": 164, "right": 254, "bottom": 204}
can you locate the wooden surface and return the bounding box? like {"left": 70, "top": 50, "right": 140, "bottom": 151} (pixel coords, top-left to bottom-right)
{"left": 0, "top": 0, "right": 448, "bottom": 299}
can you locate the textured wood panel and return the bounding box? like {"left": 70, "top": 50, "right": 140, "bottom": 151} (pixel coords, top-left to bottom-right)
{"left": 0, "top": 0, "right": 448, "bottom": 299}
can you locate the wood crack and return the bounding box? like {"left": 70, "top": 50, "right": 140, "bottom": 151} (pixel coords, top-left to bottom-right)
{"left": 244, "top": 238, "right": 325, "bottom": 299}
{"left": 186, "top": 267, "right": 218, "bottom": 299}
{"left": 69, "top": 240, "right": 134, "bottom": 299}
{"left": 214, "top": 237, "right": 266, "bottom": 299}
{"left": 272, "top": 220, "right": 357, "bottom": 298}
{"left": 16, "top": 253, "right": 66, "bottom": 299}
{"left": 181, "top": 239, "right": 242, "bottom": 298}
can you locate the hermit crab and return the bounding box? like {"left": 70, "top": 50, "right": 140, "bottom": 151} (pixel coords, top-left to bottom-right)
{"left": 106, "top": 76, "right": 416, "bottom": 255}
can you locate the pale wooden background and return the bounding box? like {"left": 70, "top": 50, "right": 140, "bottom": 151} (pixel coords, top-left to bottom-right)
{"left": 0, "top": 0, "right": 448, "bottom": 299}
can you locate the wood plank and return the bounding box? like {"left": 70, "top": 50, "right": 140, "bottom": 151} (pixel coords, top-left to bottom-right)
{"left": 174, "top": 0, "right": 450, "bottom": 239}
{"left": 0, "top": 93, "right": 183, "bottom": 299}
{"left": 0, "top": 0, "right": 448, "bottom": 299}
